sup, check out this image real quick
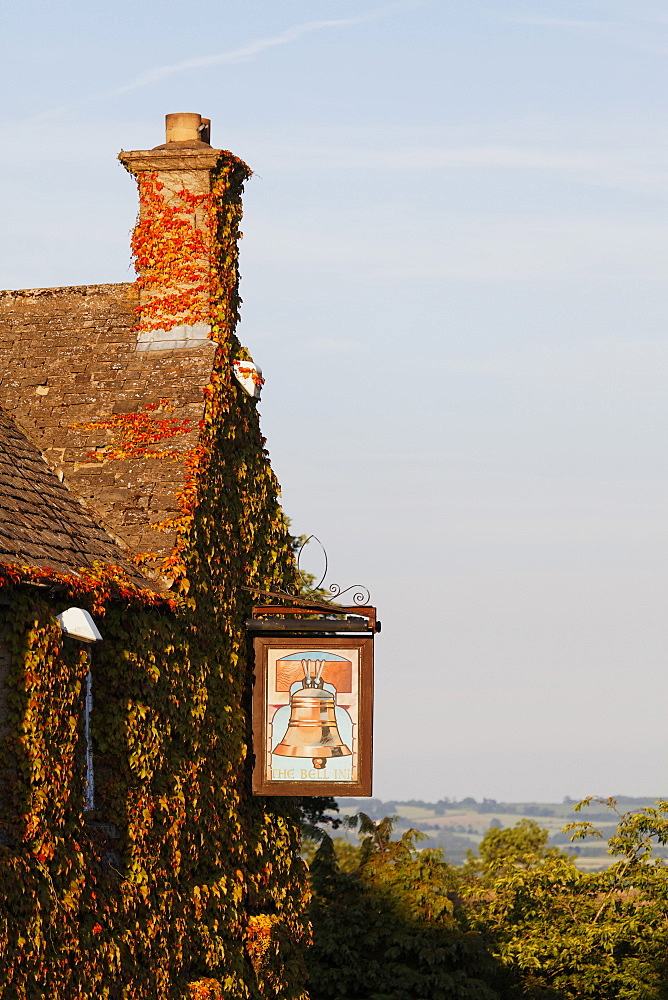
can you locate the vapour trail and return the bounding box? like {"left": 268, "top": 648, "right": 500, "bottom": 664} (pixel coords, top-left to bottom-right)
{"left": 111, "top": 4, "right": 420, "bottom": 96}
{"left": 20, "top": 0, "right": 424, "bottom": 123}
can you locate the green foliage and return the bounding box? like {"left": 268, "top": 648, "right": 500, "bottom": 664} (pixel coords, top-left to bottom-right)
{"left": 308, "top": 814, "right": 500, "bottom": 1000}
{"left": 307, "top": 801, "right": 668, "bottom": 1000}
{"left": 465, "top": 818, "right": 573, "bottom": 877}
{"left": 301, "top": 835, "right": 360, "bottom": 872}
{"left": 0, "top": 154, "right": 310, "bottom": 999}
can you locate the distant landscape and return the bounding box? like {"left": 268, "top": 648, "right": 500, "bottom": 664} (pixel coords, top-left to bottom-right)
{"left": 335, "top": 796, "right": 668, "bottom": 869}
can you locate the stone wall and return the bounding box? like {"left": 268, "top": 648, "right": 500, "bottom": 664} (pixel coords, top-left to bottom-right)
{"left": 0, "top": 283, "right": 216, "bottom": 558}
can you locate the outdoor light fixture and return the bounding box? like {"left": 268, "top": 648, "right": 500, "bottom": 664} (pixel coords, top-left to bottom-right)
{"left": 232, "top": 357, "right": 263, "bottom": 400}
{"left": 56, "top": 607, "right": 102, "bottom": 811}
{"left": 56, "top": 607, "right": 103, "bottom": 643}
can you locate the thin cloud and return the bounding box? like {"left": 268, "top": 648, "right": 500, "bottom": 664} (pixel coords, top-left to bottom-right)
{"left": 246, "top": 138, "right": 668, "bottom": 199}
{"left": 509, "top": 11, "right": 668, "bottom": 28}
{"left": 246, "top": 213, "right": 668, "bottom": 284}
{"left": 505, "top": 11, "right": 668, "bottom": 55}
{"left": 26, "top": 2, "right": 424, "bottom": 122}
{"left": 509, "top": 17, "right": 616, "bottom": 28}
{"left": 111, "top": 3, "right": 420, "bottom": 97}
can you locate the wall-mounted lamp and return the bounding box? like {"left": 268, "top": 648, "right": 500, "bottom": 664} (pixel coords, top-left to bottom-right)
{"left": 57, "top": 607, "right": 102, "bottom": 811}
{"left": 232, "top": 357, "right": 263, "bottom": 401}
{"left": 56, "top": 607, "right": 103, "bottom": 643}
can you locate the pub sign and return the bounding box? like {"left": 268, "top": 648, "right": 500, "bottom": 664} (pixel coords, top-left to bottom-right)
{"left": 251, "top": 633, "right": 373, "bottom": 796}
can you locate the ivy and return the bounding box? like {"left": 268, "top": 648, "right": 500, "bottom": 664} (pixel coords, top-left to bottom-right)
{"left": 0, "top": 152, "right": 310, "bottom": 998}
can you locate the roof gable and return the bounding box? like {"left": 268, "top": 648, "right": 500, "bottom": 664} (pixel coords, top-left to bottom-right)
{"left": 0, "top": 407, "right": 146, "bottom": 581}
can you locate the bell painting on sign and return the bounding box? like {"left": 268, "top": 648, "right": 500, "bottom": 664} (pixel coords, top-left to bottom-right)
{"left": 252, "top": 635, "right": 373, "bottom": 795}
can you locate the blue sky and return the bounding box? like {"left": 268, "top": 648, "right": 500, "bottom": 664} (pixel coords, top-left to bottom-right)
{"left": 2, "top": 0, "right": 668, "bottom": 802}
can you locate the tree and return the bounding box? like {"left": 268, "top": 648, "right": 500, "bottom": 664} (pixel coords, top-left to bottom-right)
{"left": 465, "top": 817, "right": 573, "bottom": 877}
{"left": 308, "top": 815, "right": 500, "bottom": 1000}
{"left": 306, "top": 800, "right": 668, "bottom": 1000}
{"left": 464, "top": 799, "right": 668, "bottom": 999}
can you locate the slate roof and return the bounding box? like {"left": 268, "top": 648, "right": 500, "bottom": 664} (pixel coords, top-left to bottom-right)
{"left": 0, "top": 407, "right": 149, "bottom": 581}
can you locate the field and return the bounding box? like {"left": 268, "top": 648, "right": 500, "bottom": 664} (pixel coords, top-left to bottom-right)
{"left": 335, "top": 796, "right": 668, "bottom": 870}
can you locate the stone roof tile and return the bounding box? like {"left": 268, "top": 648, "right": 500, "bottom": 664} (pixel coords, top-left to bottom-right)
{"left": 0, "top": 406, "right": 150, "bottom": 583}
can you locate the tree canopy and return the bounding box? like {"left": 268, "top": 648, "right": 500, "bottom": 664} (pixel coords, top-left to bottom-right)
{"left": 306, "top": 799, "right": 668, "bottom": 1000}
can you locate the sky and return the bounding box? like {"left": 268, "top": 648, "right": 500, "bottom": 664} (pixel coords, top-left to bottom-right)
{"left": 2, "top": 0, "right": 667, "bottom": 803}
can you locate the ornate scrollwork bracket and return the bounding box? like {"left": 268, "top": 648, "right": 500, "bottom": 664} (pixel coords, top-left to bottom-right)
{"left": 243, "top": 535, "right": 378, "bottom": 632}
{"left": 295, "top": 535, "right": 371, "bottom": 607}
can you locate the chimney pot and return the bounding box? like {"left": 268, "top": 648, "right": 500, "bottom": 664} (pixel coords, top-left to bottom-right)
{"left": 165, "top": 112, "right": 207, "bottom": 144}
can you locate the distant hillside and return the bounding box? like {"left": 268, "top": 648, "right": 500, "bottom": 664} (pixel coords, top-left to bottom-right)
{"left": 334, "top": 795, "right": 668, "bottom": 870}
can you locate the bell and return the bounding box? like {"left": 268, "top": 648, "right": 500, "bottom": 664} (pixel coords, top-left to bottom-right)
{"left": 273, "top": 659, "right": 351, "bottom": 769}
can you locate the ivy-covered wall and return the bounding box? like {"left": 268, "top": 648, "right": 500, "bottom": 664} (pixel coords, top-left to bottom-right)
{"left": 0, "top": 144, "right": 311, "bottom": 998}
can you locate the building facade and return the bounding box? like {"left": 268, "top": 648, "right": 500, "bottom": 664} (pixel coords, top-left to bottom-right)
{"left": 0, "top": 114, "right": 309, "bottom": 1000}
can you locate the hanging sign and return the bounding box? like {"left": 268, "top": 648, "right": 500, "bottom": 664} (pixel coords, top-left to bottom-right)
{"left": 251, "top": 632, "right": 373, "bottom": 796}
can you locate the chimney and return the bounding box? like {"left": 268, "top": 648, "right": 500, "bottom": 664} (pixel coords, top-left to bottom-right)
{"left": 0, "top": 117, "right": 252, "bottom": 567}
{"left": 165, "top": 112, "right": 206, "bottom": 143}
{"left": 118, "top": 113, "right": 242, "bottom": 353}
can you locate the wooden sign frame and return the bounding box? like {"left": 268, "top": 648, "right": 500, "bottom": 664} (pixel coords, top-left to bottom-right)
{"left": 252, "top": 634, "right": 373, "bottom": 796}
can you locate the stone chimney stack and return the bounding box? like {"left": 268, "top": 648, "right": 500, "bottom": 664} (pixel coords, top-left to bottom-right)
{"left": 0, "top": 116, "right": 250, "bottom": 564}
{"left": 118, "top": 113, "right": 224, "bottom": 353}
